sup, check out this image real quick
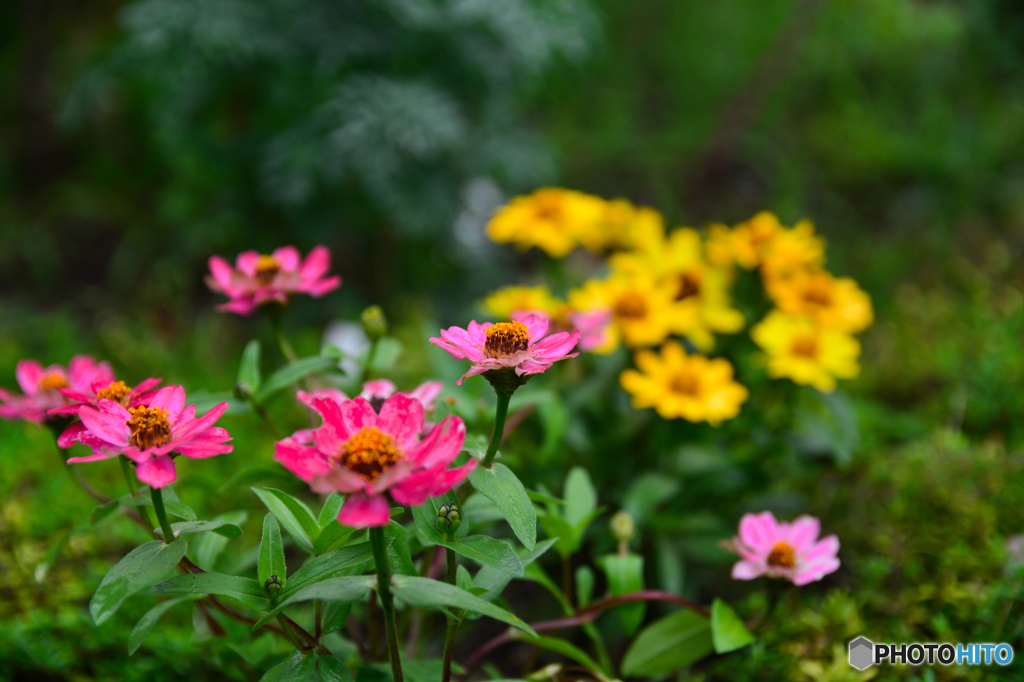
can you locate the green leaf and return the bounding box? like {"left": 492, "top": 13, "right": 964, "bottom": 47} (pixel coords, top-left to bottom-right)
{"left": 368, "top": 336, "right": 403, "bottom": 373}
{"left": 526, "top": 489, "right": 565, "bottom": 506}
{"left": 188, "top": 390, "right": 251, "bottom": 416}
{"left": 598, "top": 554, "right": 645, "bottom": 635}
{"left": 411, "top": 494, "right": 467, "bottom": 544}
{"left": 128, "top": 596, "right": 197, "bottom": 654}
{"left": 252, "top": 576, "right": 376, "bottom": 630}
{"left": 537, "top": 513, "right": 578, "bottom": 556}
{"left": 711, "top": 599, "right": 754, "bottom": 654}
{"left": 316, "top": 654, "right": 355, "bottom": 682}
{"left": 575, "top": 565, "right": 594, "bottom": 607}
{"left": 472, "top": 537, "right": 558, "bottom": 603}
{"left": 622, "top": 473, "right": 680, "bottom": 525}
{"left": 321, "top": 601, "right": 352, "bottom": 635}
{"left": 384, "top": 522, "right": 417, "bottom": 577}
{"left": 563, "top": 467, "right": 597, "bottom": 528}
{"left": 509, "top": 390, "right": 567, "bottom": 457}
{"left": 621, "top": 610, "right": 714, "bottom": 676}
{"left": 313, "top": 521, "right": 355, "bottom": 556}
{"left": 390, "top": 576, "right": 535, "bottom": 636}
{"left": 318, "top": 493, "right": 346, "bottom": 528}
{"left": 468, "top": 463, "right": 536, "bottom": 551}
{"left": 219, "top": 465, "right": 293, "bottom": 492}
{"left": 508, "top": 632, "right": 609, "bottom": 676}
{"left": 238, "top": 339, "right": 262, "bottom": 395}
{"left": 460, "top": 433, "right": 488, "bottom": 460}
{"left": 252, "top": 487, "right": 320, "bottom": 554}
{"left": 445, "top": 536, "right": 523, "bottom": 576}
{"left": 456, "top": 565, "right": 473, "bottom": 591}
{"left": 259, "top": 514, "right": 286, "bottom": 589}
{"left": 281, "top": 542, "right": 377, "bottom": 599}
{"left": 118, "top": 486, "right": 197, "bottom": 521}
{"left": 260, "top": 651, "right": 316, "bottom": 682}
{"left": 151, "top": 572, "right": 270, "bottom": 611}
{"left": 90, "top": 499, "right": 119, "bottom": 527}
{"left": 190, "top": 511, "right": 248, "bottom": 571}
{"left": 90, "top": 540, "right": 189, "bottom": 625}
{"left": 256, "top": 356, "right": 338, "bottom": 403}
{"left": 35, "top": 522, "right": 88, "bottom": 583}
{"left": 155, "top": 520, "right": 242, "bottom": 541}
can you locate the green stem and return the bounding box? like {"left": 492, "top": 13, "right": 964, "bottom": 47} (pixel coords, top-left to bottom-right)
{"left": 266, "top": 305, "right": 298, "bottom": 363}
{"left": 151, "top": 486, "right": 177, "bottom": 543}
{"left": 120, "top": 457, "right": 153, "bottom": 531}
{"left": 277, "top": 614, "right": 306, "bottom": 651}
{"left": 315, "top": 599, "right": 323, "bottom": 640}
{"left": 360, "top": 338, "right": 379, "bottom": 385}
{"left": 370, "top": 526, "right": 403, "bottom": 682}
{"left": 442, "top": 547, "right": 460, "bottom": 682}
{"left": 251, "top": 400, "right": 284, "bottom": 438}
{"left": 480, "top": 391, "right": 512, "bottom": 468}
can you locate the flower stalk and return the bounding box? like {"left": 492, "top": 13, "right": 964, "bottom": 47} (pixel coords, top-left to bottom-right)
{"left": 481, "top": 390, "right": 511, "bottom": 468}
{"left": 441, "top": 547, "right": 460, "bottom": 682}
{"left": 369, "top": 526, "right": 403, "bottom": 682}
{"left": 151, "top": 486, "right": 176, "bottom": 543}
{"left": 120, "top": 456, "right": 153, "bottom": 531}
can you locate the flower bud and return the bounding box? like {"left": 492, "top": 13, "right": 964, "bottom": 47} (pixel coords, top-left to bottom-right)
{"left": 610, "top": 511, "right": 635, "bottom": 545}
{"left": 436, "top": 502, "right": 463, "bottom": 536}
{"left": 233, "top": 381, "right": 253, "bottom": 402}
{"left": 265, "top": 574, "right": 284, "bottom": 597}
{"left": 360, "top": 305, "right": 388, "bottom": 343}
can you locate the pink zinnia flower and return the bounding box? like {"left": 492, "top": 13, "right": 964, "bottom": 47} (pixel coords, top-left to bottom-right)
{"left": 52, "top": 375, "right": 163, "bottom": 449}
{"left": 429, "top": 311, "right": 580, "bottom": 386}
{"left": 275, "top": 394, "right": 473, "bottom": 528}
{"left": 0, "top": 356, "right": 113, "bottom": 425}
{"left": 729, "top": 511, "right": 840, "bottom": 586}
{"left": 297, "top": 380, "right": 444, "bottom": 413}
{"left": 66, "top": 386, "right": 233, "bottom": 488}
{"left": 206, "top": 245, "right": 342, "bottom": 315}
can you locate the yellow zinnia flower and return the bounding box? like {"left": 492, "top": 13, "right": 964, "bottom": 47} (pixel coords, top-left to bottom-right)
{"left": 569, "top": 272, "right": 692, "bottom": 352}
{"left": 767, "top": 269, "right": 873, "bottom": 333}
{"left": 611, "top": 228, "right": 744, "bottom": 351}
{"left": 576, "top": 199, "right": 665, "bottom": 253}
{"left": 620, "top": 341, "right": 748, "bottom": 425}
{"left": 484, "top": 285, "right": 564, "bottom": 319}
{"left": 759, "top": 218, "right": 826, "bottom": 285}
{"left": 751, "top": 311, "right": 860, "bottom": 392}
{"left": 486, "top": 188, "right": 605, "bottom": 258}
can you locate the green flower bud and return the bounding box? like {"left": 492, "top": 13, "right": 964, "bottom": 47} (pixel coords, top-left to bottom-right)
{"left": 265, "top": 574, "right": 284, "bottom": 597}
{"left": 436, "top": 502, "right": 463, "bottom": 536}
{"left": 233, "top": 381, "right": 253, "bottom": 401}
{"left": 610, "top": 511, "right": 635, "bottom": 545}
{"left": 361, "top": 305, "right": 389, "bottom": 343}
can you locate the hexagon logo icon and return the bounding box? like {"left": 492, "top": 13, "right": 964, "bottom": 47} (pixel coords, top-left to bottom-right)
{"left": 848, "top": 636, "right": 874, "bottom": 670}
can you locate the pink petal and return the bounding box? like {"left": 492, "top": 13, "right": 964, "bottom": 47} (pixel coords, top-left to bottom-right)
{"left": 531, "top": 331, "right": 581, "bottom": 360}
{"left": 360, "top": 379, "right": 397, "bottom": 401}
{"left": 57, "top": 421, "right": 88, "bottom": 448}
{"left": 174, "top": 429, "right": 233, "bottom": 458}
{"left": 67, "top": 450, "right": 120, "bottom": 463}
{"left": 136, "top": 456, "right": 177, "bottom": 489}
{"left": 337, "top": 493, "right": 391, "bottom": 528}
{"left": 274, "top": 438, "right": 333, "bottom": 483}
{"left": 217, "top": 298, "right": 259, "bottom": 316}
{"left": 306, "top": 275, "right": 341, "bottom": 297}
{"left": 312, "top": 398, "right": 349, "bottom": 454}
{"left": 376, "top": 394, "right": 424, "bottom": 450}
{"left": 16, "top": 360, "right": 43, "bottom": 395}
{"left": 298, "top": 389, "right": 349, "bottom": 410}
{"left": 173, "top": 401, "right": 229, "bottom": 441}
{"left": 512, "top": 311, "right": 549, "bottom": 341}
{"left": 731, "top": 560, "right": 766, "bottom": 580}
{"left": 311, "top": 467, "right": 369, "bottom": 495}
{"left": 340, "top": 397, "right": 377, "bottom": 434}
{"left": 793, "top": 557, "right": 840, "bottom": 585}
{"left": 406, "top": 415, "right": 466, "bottom": 468}
{"left": 430, "top": 337, "right": 472, "bottom": 361}
{"left": 134, "top": 377, "right": 163, "bottom": 394}
{"left": 801, "top": 535, "right": 840, "bottom": 563}
{"left": 236, "top": 250, "right": 261, "bottom": 277}
{"left": 272, "top": 245, "right": 301, "bottom": 271}
{"left": 208, "top": 255, "right": 237, "bottom": 293}
{"left": 150, "top": 386, "right": 186, "bottom": 420}
{"left": 406, "top": 381, "right": 443, "bottom": 411}
{"left": 79, "top": 405, "right": 130, "bottom": 447}
{"left": 298, "top": 245, "right": 331, "bottom": 280}
{"left": 787, "top": 515, "right": 821, "bottom": 552}
{"left": 739, "top": 512, "right": 774, "bottom": 554}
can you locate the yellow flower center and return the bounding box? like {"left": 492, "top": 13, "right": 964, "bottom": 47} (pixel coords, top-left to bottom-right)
{"left": 534, "top": 195, "right": 563, "bottom": 220}
{"left": 96, "top": 380, "right": 131, "bottom": 405}
{"left": 38, "top": 374, "right": 68, "bottom": 391}
{"left": 802, "top": 282, "right": 832, "bottom": 308}
{"left": 484, "top": 321, "right": 531, "bottom": 358}
{"left": 614, "top": 293, "right": 648, "bottom": 319}
{"left": 670, "top": 370, "right": 701, "bottom": 396}
{"left": 675, "top": 272, "right": 702, "bottom": 301}
{"left": 127, "top": 406, "right": 173, "bottom": 450}
{"left": 341, "top": 427, "right": 402, "bottom": 481}
{"left": 766, "top": 541, "right": 796, "bottom": 569}
{"left": 791, "top": 336, "right": 818, "bottom": 359}
{"left": 255, "top": 255, "right": 280, "bottom": 286}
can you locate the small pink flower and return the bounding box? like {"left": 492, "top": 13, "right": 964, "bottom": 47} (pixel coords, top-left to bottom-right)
{"left": 729, "top": 511, "right": 840, "bottom": 586}
{"left": 53, "top": 375, "right": 163, "bottom": 450}
{"left": 0, "top": 356, "right": 113, "bottom": 425}
{"left": 66, "top": 386, "right": 233, "bottom": 489}
{"left": 206, "top": 245, "right": 342, "bottom": 315}
{"left": 429, "top": 311, "right": 580, "bottom": 386}
{"left": 275, "top": 393, "right": 473, "bottom": 528}
{"left": 297, "top": 380, "right": 444, "bottom": 413}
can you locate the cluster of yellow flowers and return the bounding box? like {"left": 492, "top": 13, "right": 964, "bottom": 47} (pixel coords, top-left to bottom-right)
{"left": 484, "top": 189, "right": 872, "bottom": 425}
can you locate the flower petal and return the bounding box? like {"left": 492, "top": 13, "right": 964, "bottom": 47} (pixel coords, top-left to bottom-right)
{"left": 406, "top": 415, "right": 466, "bottom": 468}
{"left": 150, "top": 386, "right": 186, "bottom": 420}
{"left": 272, "top": 245, "right": 301, "bottom": 271}
{"left": 136, "top": 456, "right": 177, "bottom": 489}
{"left": 787, "top": 515, "right": 821, "bottom": 552}
{"left": 16, "top": 360, "right": 43, "bottom": 395}
{"left": 731, "top": 560, "right": 765, "bottom": 580}
{"left": 340, "top": 397, "right": 377, "bottom": 434}
{"left": 79, "top": 405, "right": 130, "bottom": 447}
{"left": 337, "top": 493, "right": 391, "bottom": 528}
{"left": 531, "top": 331, "right": 581, "bottom": 360}
{"left": 275, "top": 438, "right": 332, "bottom": 482}
{"left": 512, "top": 311, "right": 549, "bottom": 341}
{"left": 376, "top": 393, "right": 424, "bottom": 450}
{"left": 298, "top": 245, "right": 331, "bottom": 280}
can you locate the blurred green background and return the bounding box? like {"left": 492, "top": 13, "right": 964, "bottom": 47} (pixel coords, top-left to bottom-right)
{"left": 3, "top": 0, "right": 1024, "bottom": 680}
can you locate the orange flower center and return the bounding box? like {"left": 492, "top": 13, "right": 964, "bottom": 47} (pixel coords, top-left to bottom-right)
{"left": 38, "top": 374, "right": 68, "bottom": 390}
{"left": 802, "top": 281, "right": 832, "bottom": 308}
{"left": 670, "top": 370, "right": 700, "bottom": 396}
{"left": 766, "top": 541, "right": 796, "bottom": 569}
{"left": 614, "top": 293, "right": 648, "bottom": 319}
{"left": 675, "top": 272, "right": 702, "bottom": 301}
{"left": 127, "top": 406, "right": 173, "bottom": 450}
{"left": 255, "top": 255, "right": 280, "bottom": 286}
{"left": 96, "top": 380, "right": 131, "bottom": 405}
{"left": 791, "top": 336, "right": 818, "bottom": 359}
{"left": 534, "top": 195, "right": 563, "bottom": 220}
{"left": 484, "top": 321, "right": 531, "bottom": 358}
{"left": 341, "top": 427, "right": 402, "bottom": 481}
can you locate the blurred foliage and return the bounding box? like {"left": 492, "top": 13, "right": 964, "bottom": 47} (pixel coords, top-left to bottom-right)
{"left": 4, "top": 0, "right": 1024, "bottom": 679}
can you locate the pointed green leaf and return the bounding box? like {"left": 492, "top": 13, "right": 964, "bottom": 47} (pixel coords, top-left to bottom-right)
{"left": 468, "top": 463, "right": 536, "bottom": 550}
{"left": 238, "top": 339, "right": 262, "bottom": 395}
{"left": 321, "top": 601, "right": 352, "bottom": 636}
{"left": 575, "top": 565, "right": 594, "bottom": 608}
{"left": 445, "top": 535, "right": 523, "bottom": 576}
{"left": 316, "top": 654, "right": 356, "bottom": 682}
{"left": 537, "top": 513, "right": 578, "bottom": 556}
{"left": 711, "top": 599, "right": 754, "bottom": 653}
{"left": 252, "top": 576, "right": 376, "bottom": 630}
{"left": 118, "top": 486, "right": 197, "bottom": 521}
{"left": 390, "top": 576, "right": 535, "bottom": 636}
{"left": 318, "top": 493, "right": 346, "bottom": 528}
{"left": 219, "top": 465, "right": 293, "bottom": 492}
{"left": 90, "top": 540, "right": 189, "bottom": 625}
{"left": 281, "top": 541, "right": 377, "bottom": 599}
{"left": 90, "top": 499, "right": 119, "bottom": 527}
{"left": 260, "top": 651, "right": 316, "bottom": 682}
{"left": 508, "top": 632, "right": 608, "bottom": 676}
{"left": 151, "top": 572, "right": 270, "bottom": 611}
{"left": 252, "top": 487, "right": 320, "bottom": 554}
{"left": 128, "top": 596, "right": 197, "bottom": 654}
{"left": 154, "top": 520, "right": 242, "bottom": 541}
{"left": 563, "top": 467, "right": 596, "bottom": 528}
{"left": 259, "top": 514, "right": 286, "bottom": 589}
{"left": 313, "top": 520, "right": 355, "bottom": 556}
{"left": 256, "top": 356, "right": 338, "bottom": 403}
{"left": 456, "top": 564, "right": 473, "bottom": 591}
{"left": 190, "top": 511, "right": 248, "bottom": 571}
{"left": 621, "top": 610, "right": 713, "bottom": 676}
{"left": 472, "top": 537, "right": 558, "bottom": 603}
{"left": 384, "top": 522, "right": 417, "bottom": 577}
{"left": 597, "top": 554, "right": 645, "bottom": 635}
